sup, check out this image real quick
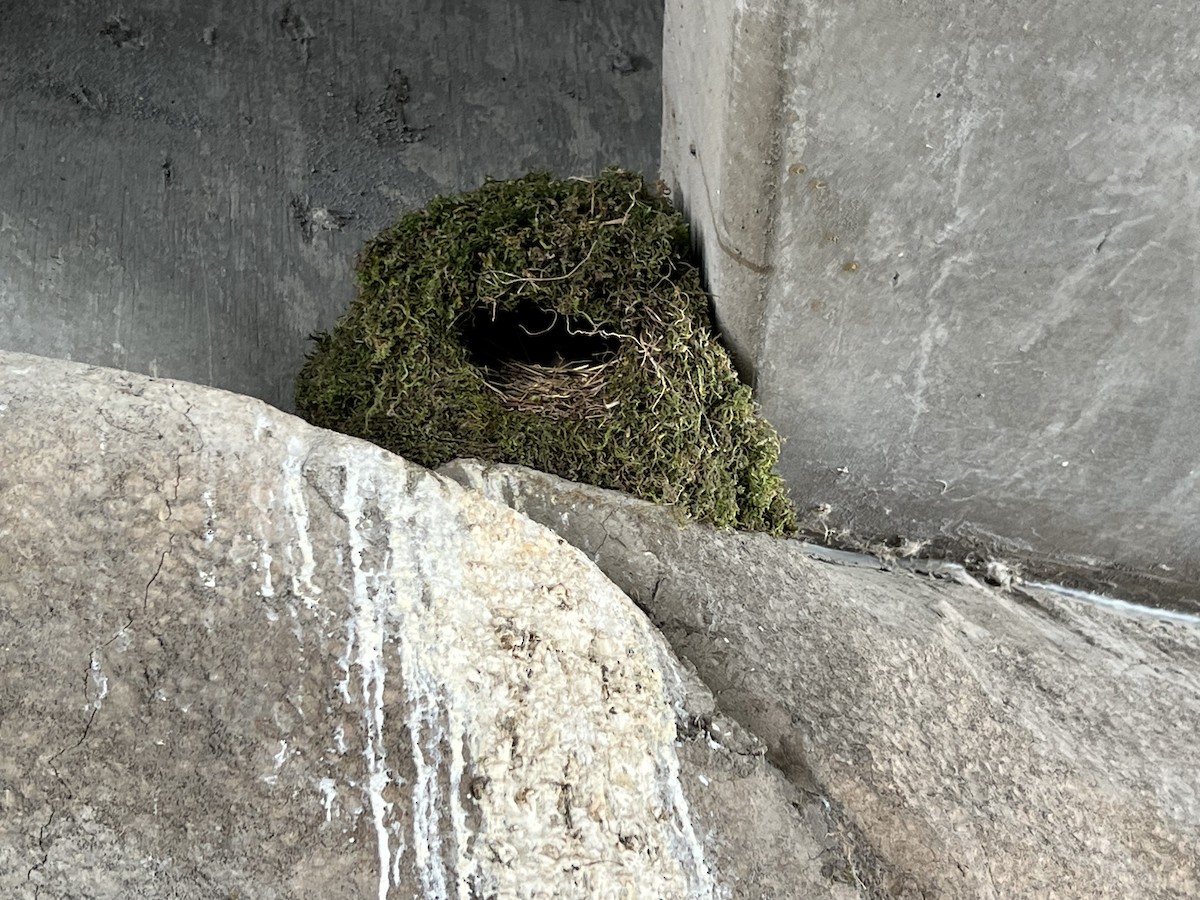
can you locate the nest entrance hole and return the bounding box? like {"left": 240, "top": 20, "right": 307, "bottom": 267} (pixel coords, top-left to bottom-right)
{"left": 459, "top": 304, "right": 622, "bottom": 418}
{"left": 460, "top": 304, "right": 619, "bottom": 370}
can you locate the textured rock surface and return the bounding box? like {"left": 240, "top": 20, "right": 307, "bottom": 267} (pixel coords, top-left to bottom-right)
{"left": 0, "top": 352, "right": 742, "bottom": 899}
{"left": 11, "top": 348, "right": 1194, "bottom": 899}
{"left": 442, "top": 459, "right": 1200, "bottom": 900}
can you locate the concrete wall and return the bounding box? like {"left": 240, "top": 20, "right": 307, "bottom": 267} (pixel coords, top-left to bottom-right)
{"left": 6, "top": 0, "right": 1196, "bottom": 604}
{"left": 663, "top": 0, "right": 1200, "bottom": 606}
{"left": 0, "top": 0, "right": 662, "bottom": 412}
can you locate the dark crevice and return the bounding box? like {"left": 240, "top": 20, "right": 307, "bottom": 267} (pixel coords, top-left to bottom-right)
{"left": 459, "top": 304, "right": 619, "bottom": 370}
{"left": 27, "top": 808, "right": 53, "bottom": 891}
{"left": 143, "top": 539, "right": 174, "bottom": 611}
{"left": 31, "top": 687, "right": 101, "bottom": 890}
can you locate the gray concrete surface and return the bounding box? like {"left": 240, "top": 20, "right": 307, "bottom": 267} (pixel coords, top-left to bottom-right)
{"left": 443, "top": 459, "right": 1200, "bottom": 900}
{"left": 0, "top": 351, "right": 728, "bottom": 899}
{"left": 663, "top": 0, "right": 1200, "bottom": 607}
{"left": 0, "top": 0, "right": 662, "bottom": 412}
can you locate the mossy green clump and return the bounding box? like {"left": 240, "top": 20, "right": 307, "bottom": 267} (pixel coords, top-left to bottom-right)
{"left": 294, "top": 168, "right": 797, "bottom": 534}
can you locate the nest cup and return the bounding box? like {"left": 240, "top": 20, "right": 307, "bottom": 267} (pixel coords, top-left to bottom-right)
{"left": 295, "top": 168, "right": 796, "bottom": 534}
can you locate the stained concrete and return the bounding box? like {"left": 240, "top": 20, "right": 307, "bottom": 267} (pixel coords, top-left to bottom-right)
{"left": 0, "top": 350, "right": 857, "bottom": 899}
{"left": 444, "top": 458, "right": 1200, "bottom": 899}
{"left": 662, "top": 0, "right": 1200, "bottom": 607}
{"left": 0, "top": 0, "right": 662, "bottom": 412}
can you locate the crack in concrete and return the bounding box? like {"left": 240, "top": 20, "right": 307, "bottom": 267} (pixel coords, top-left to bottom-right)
{"left": 650, "top": 574, "right": 665, "bottom": 605}
{"left": 97, "top": 405, "right": 162, "bottom": 440}
{"left": 96, "top": 409, "right": 126, "bottom": 434}
{"left": 179, "top": 402, "right": 206, "bottom": 452}
{"left": 306, "top": 465, "right": 351, "bottom": 524}
{"left": 166, "top": 386, "right": 206, "bottom": 452}
{"left": 27, "top": 649, "right": 105, "bottom": 894}
{"left": 143, "top": 537, "right": 175, "bottom": 612}
{"left": 25, "top": 808, "right": 54, "bottom": 896}
{"left": 592, "top": 509, "right": 619, "bottom": 562}
{"left": 161, "top": 457, "right": 184, "bottom": 521}
{"left": 103, "top": 617, "right": 135, "bottom": 649}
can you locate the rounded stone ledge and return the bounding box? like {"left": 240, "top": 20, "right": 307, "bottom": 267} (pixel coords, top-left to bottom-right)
{"left": 440, "top": 458, "right": 1200, "bottom": 900}
{"left": 0, "top": 351, "right": 717, "bottom": 899}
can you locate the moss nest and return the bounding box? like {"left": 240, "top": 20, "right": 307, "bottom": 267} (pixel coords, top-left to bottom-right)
{"left": 294, "top": 168, "right": 797, "bottom": 534}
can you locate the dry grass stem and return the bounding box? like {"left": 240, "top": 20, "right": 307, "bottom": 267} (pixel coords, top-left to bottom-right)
{"left": 481, "top": 359, "right": 618, "bottom": 419}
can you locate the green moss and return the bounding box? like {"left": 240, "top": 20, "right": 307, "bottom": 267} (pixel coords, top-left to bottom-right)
{"left": 295, "top": 168, "right": 797, "bottom": 535}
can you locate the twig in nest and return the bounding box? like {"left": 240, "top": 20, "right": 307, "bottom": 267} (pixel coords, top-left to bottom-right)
{"left": 480, "top": 358, "right": 619, "bottom": 419}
